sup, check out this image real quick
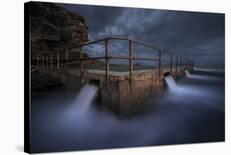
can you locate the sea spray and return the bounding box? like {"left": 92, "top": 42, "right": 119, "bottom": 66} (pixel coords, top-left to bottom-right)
{"left": 164, "top": 75, "right": 177, "bottom": 91}
{"left": 75, "top": 83, "right": 99, "bottom": 112}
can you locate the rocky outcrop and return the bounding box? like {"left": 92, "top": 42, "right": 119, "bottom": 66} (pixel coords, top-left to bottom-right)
{"left": 30, "top": 2, "right": 89, "bottom": 59}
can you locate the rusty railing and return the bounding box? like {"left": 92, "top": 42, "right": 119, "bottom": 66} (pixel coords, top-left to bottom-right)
{"left": 35, "top": 36, "right": 194, "bottom": 84}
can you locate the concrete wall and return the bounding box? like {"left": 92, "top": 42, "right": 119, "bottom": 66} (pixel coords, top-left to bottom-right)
{"left": 39, "top": 65, "right": 193, "bottom": 115}
{"left": 86, "top": 65, "right": 193, "bottom": 115}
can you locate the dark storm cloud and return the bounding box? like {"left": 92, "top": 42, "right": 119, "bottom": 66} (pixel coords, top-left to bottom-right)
{"left": 60, "top": 3, "right": 224, "bottom": 67}
{"left": 60, "top": 4, "right": 125, "bottom": 39}
{"left": 145, "top": 11, "right": 224, "bottom": 51}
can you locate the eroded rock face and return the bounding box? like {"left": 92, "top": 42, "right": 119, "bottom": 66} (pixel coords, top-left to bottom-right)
{"left": 30, "top": 2, "right": 89, "bottom": 58}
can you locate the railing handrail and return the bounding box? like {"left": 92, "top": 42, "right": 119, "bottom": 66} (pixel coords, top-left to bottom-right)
{"left": 43, "top": 36, "right": 188, "bottom": 64}
{"left": 36, "top": 36, "right": 194, "bottom": 85}
{"left": 63, "top": 36, "right": 162, "bottom": 52}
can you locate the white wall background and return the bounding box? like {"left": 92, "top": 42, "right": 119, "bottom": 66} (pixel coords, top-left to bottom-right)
{"left": 0, "top": 0, "right": 230, "bottom": 154}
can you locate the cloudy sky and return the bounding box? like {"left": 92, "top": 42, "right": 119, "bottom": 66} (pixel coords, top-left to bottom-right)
{"left": 61, "top": 3, "right": 224, "bottom": 68}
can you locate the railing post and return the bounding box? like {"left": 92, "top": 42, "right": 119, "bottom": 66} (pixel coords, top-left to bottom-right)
{"left": 170, "top": 52, "right": 173, "bottom": 75}
{"left": 37, "top": 56, "right": 39, "bottom": 68}
{"left": 182, "top": 57, "right": 184, "bottom": 69}
{"left": 176, "top": 56, "right": 178, "bottom": 77}
{"left": 43, "top": 56, "right": 45, "bottom": 69}
{"left": 40, "top": 56, "right": 42, "bottom": 68}
{"left": 60, "top": 54, "right": 63, "bottom": 69}
{"left": 50, "top": 55, "right": 53, "bottom": 72}
{"left": 105, "top": 38, "right": 109, "bottom": 81}
{"left": 80, "top": 48, "right": 84, "bottom": 85}
{"left": 42, "top": 56, "right": 45, "bottom": 69}
{"left": 129, "top": 40, "right": 133, "bottom": 84}
{"left": 46, "top": 56, "right": 49, "bottom": 71}
{"left": 158, "top": 49, "right": 162, "bottom": 82}
{"left": 42, "top": 56, "right": 45, "bottom": 70}
{"left": 182, "top": 58, "right": 184, "bottom": 69}
{"left": 57, "top": 53, "right": 60, "bottom": 72}
{"left": 38, "top": 56, "right": 40, "bottom": 68}
{"left": 65, "top": 50, "right": 69, "bottom": 68}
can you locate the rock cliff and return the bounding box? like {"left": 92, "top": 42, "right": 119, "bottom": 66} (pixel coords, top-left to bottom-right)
{"left": 30, "top": 2, "right": 89, "bottom": 59}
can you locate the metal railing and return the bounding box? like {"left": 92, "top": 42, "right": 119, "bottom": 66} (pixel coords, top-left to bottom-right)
{"left": 35, "top": 36, "right": 194, "bottom": 83}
